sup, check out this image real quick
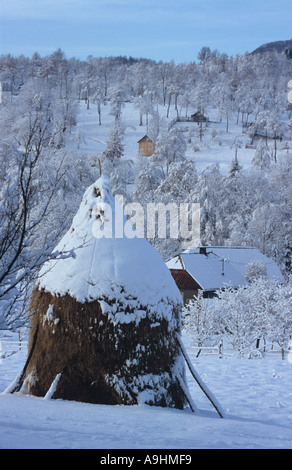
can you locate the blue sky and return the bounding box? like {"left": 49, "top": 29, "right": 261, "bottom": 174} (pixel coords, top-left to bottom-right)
{"left": 0, "top": 0, "right": 291, "bottom": 62}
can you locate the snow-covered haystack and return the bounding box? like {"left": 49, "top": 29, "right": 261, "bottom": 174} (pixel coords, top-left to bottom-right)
{"left": 24, "top": 175, "right": 187, "bottom": 408}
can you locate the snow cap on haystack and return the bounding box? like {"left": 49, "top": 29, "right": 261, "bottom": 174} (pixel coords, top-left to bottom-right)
{"left": 38, "top": 174, "right": 182, "bottom": 315}
{"left": 24, "top": 175, "right": 187, "bottom": 409}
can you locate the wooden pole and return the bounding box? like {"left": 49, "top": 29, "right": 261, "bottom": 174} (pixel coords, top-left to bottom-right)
{"left": 4, "top": 323, "right": 39, "bottom": 394}
{"left": 97, "top": 158, "right": 102, "bottom": 178}
{"left": 176, "top": 333, "right": 224, "bottom": 418}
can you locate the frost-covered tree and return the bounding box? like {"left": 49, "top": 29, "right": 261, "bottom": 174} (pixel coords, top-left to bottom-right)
{"left": 153, "top": 124, "right": 186, "bottom": 176}
{"left": 270, "top": 280, "right": 292, "bottom": 358}
{"left": 182, "top": 278, "right": 292, "bottom": 357}
{"left": 245, "top": 261, "right": 267, "bottom": 282}
{"left": 0, "top": 72, "right": 80, "bottom": 331}
{"left": 0, "top": 143, "right": 74, "bottom": 331}
{"left": 102, "top": 118, "right": 125, "bottom": 162}
{"left": 92, "top": 82, "right": 106, "bottom": 126}
{"left": 134, "top": 93, "right": 154, "bottom": 128}
{"left": 216, "top": 286, "right": 256, "bottom": 353}
{"left": 215, "top": 278, "right": 292, "bottom": 356}
{"left": 154, "top": 160, "right": 197, "bottom": 203}
{"left": 197, "top": 46, "right": 212, "bottom": 63}
{"left": 251, "top": 140, "right": 272, "bottom": 170}
{"left": 182, "top": 291, "right": 218, "bottom": 348}
{"left": 167, "top": 127, "right": 187, "bottom": 166}
{"left": 193, "top": 163, "right": 224, "bottom": 245}
{"left": 108, "top": 83, "right": 128, "bottom": 121}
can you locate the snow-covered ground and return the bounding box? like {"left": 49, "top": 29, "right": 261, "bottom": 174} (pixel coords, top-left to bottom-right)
{"left": 1, "top": 332, "right": 292, "bottom": 449}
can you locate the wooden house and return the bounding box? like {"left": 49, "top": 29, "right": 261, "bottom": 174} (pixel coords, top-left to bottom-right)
{"left": 167, "top": 246, "right": 284, "bottom": 305}
{"left": 138, "top": 135, "right": 155, "bottom": 156}
{"left": 191, "top": 111, "right": 208, "bottom": 123}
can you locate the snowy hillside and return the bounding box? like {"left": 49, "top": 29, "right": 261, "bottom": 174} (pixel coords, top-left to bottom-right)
{"left": 73, "top": 99, "right": 257, "bottom": 176}
{"left": 1, "top": 332, "right": 292, "bottom": 449}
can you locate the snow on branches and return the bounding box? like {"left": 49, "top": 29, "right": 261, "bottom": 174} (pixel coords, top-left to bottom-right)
{"left": 182, "top": 278, "right": 292, "bottom": 358}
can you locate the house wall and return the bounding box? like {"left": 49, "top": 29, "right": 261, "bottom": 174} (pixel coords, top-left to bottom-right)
{"left": 181, "top": 289, "right": 216, "bottom": 304}
{"left": 139, "top": 138, "right": 155, "bottom": 156}
{"left": 181, "top": 289, "right": 199, "bottom": 304}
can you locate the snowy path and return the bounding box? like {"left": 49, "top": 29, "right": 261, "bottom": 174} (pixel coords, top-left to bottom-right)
{"left": 1, "top": 334, "right": 292, "bottom": 449}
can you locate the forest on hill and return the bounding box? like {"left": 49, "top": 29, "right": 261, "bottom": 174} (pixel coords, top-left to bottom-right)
{"left": 0, "top": 46, "right": 292, "bottom": 330}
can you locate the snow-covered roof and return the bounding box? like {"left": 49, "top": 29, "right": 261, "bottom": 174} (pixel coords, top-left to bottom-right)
{"left": 38, "top": 175, "right": 182, "bottom": 314}
{"left": 166, "top": 246, "right": 284, "bottom": 291}
{"left": 137, "top": 135, "right": 154, "bottom": 143}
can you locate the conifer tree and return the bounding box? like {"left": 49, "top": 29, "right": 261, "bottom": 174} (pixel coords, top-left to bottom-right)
{"left": 102, "top": 119, "right": 125, "bottom": 162}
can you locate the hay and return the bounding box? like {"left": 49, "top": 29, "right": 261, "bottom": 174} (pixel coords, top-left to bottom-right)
{"left": 24, "top": 287, "right": 186, "bottom": 408}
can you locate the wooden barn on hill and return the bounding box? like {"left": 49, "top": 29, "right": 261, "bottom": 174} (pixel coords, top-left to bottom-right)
{"left": 191, "top": 111, "right": 208, "bottom": 123}
{"left": 138, "top": 135, "right": 155, "bottom": 156}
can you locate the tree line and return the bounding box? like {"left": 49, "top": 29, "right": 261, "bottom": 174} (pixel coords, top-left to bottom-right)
{"left": 182, "top": 277, "right": 292, "bottom": 359}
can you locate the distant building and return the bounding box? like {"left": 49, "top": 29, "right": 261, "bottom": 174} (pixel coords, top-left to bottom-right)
{"left": 166, "top": 246, "right": 284, "bottom": 304}
{"left": 190, "top": 111, "right": 208, "bottom": 123}
{"left": 137, "top": 135, "right": 155, "bottom": 156}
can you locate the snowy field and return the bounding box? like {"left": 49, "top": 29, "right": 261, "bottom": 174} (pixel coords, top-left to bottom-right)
{"left": 73, "top": 100, "right": 258, "bottom": 177}
{"left": 0, "top": 332, "right": 292, "bottom": 449}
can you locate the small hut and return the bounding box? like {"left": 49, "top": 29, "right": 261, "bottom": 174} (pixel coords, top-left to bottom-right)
{"left": 23, "top": 175, "right": 187, "bottom": 408}
{"left": 191, "top": 111, "right": 207, "bottom": 123}
{"left": 137, "top": 135, "right": 155, "bottom": 156}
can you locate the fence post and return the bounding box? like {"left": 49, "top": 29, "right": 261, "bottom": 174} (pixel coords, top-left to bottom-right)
{"left": 219, "top": 340, "right": 223, "bottom": 359}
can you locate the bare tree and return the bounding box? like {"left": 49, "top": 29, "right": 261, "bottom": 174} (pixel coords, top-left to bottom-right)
{"left": 0, "top": 81, "right": 75, "bottom": 331}
{"left": 0, "top": 142, "right": 75, "bottom": 332}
